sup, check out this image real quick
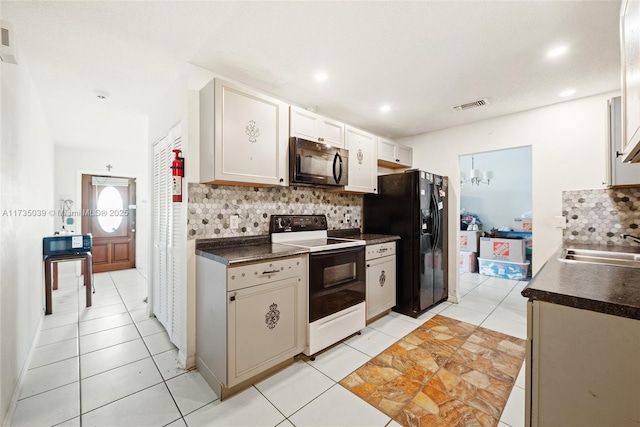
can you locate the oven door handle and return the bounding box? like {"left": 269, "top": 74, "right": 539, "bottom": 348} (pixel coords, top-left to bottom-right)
{"left": 309, "top": 246, "right": 361, "bottom": 257}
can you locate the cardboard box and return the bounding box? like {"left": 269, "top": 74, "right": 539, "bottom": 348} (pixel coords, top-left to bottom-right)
{"left": 459, "top": 251, "right": 477, "bottom": 273}
{"left": 513, "top": 218, "right": 533, "bottom": 232}
{"left": 479, "top": 237, "right": 526, "bottom": 263}
{"left": 478, "top": 258, "right": 530, "bottom": 280}
{"left": 459, "top": 231, "right": 481, "bottom": 252}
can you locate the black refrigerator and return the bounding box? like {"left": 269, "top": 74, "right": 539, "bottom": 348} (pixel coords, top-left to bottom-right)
{"left": 363, "top": 170, "right": 448, "bottom": 318}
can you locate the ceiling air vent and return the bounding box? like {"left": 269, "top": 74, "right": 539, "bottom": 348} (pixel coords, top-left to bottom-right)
{"left": 452, "top": 99, "right": 489, "bottom": 112}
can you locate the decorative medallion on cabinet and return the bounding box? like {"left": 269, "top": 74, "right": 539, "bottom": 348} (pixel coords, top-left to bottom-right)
{"left": 200, "top": 79, "right": 289, "bottom": 186}
{"left": 344, "top": 126, "right": 378, "bottom": 194}
{"left": 265, "top": 303, "right": 281, "bottom": 330}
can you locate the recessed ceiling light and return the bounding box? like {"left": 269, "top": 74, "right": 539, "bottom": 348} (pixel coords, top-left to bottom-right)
{"left": 559, "top": 89, "right": 576, "bottom": 97}
{"left": 314, "top": 72, "right": 328, "bottom": 82}
{"left": 547, "top": 45, "right": 569, "bottom": 58}
{"left": 379, "top": 105, "right": 391, "bottom": 113}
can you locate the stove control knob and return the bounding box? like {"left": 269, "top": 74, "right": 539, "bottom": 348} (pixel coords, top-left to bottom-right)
{"left": 313, "top": 217, "right": 318, "bottom": 223}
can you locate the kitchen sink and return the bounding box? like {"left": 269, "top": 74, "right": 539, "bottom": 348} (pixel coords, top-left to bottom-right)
{"left": 559, "top": 248, "right": 640, "bottom": 268}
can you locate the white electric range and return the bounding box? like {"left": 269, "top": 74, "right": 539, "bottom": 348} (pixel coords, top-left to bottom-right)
{"left": 271, "top": 215, "right": 366, "bottom": 356}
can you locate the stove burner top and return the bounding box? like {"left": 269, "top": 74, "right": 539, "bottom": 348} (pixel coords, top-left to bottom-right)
{"left": 270, "top": 214, "right": 364, "bottom": 252}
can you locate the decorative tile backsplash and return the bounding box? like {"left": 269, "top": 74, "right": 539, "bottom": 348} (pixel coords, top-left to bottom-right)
{"left": 562, "top": 188, "right": 640, "bottom": 245}
{"left": 188, "top": 183, "right": 363, "bottom": 239}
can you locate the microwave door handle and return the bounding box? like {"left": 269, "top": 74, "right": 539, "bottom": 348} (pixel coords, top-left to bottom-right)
{"left": 333, "top": 152, "right": 343, "bottom": 184}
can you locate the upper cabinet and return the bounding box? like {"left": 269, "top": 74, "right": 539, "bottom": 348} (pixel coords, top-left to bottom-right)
{"left": 344, "top": 126, "right": 377, "bottom": 194}
{"left": 290, "top": 106, "right": 345, "bottom": 148}
{"left": 620, "top": 0, "right": 640, "bottom": 163}
{"left": 606, "top": 97, "right": 640, "bottom": 187}
{"left": 200, "top": 79, "right": 289, "bottom": 186}
{"left": 377, "top": 138, "right": 413, "bottom": 168}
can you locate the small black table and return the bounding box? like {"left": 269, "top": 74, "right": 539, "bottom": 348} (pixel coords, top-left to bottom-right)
{"left": 44, "top": 253, "right": 92, "bottom": 315}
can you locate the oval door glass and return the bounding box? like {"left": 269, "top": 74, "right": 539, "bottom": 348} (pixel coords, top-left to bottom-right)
{"left": 97, "top": 186, "right": 123, "bottom": 233}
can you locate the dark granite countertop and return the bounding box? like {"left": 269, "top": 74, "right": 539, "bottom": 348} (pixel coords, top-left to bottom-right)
{"left": 195, "top": 236, "right": 308, "bottom": 265}
{"left": 328, "top": 228, "right": 400, "bottom": 245}
{"left": 522, "top": 243, "right": 640, "bottom": 320}
{"left": 195, "top": 230, "right": 400, "bottom": 265}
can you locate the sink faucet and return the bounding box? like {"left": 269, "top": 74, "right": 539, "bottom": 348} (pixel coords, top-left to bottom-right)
{"left": 620, "top": 234, "right": 640, "bottom": 244}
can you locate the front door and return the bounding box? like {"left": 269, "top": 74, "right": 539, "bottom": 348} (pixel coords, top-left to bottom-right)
{"left": 81, "top": 174, "right": 136, "bottom": 273}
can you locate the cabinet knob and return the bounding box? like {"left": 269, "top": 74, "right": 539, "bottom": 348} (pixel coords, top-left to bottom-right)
{"left": 367, "top": 264, "right": 370, "bottom": 267}
{"left": 279, "top": 178, "right": 284, "bottom": 183}
{"left": 396, "top": 159, "right": 400, "bottom": 162}
{"left": 616, "top": 151, "right": 624, "bottom": 158}
{"left": 318, "top": 137, "right": 324, "bottom": 142}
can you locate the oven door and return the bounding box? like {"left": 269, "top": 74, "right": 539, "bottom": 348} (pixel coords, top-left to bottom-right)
{"left": 308, "top": 246, "right": 365, "bottom": 322}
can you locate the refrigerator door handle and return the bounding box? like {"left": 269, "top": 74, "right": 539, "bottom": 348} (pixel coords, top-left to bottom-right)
{"left": 431, "top": 193, "right": 440, "bottom": 250}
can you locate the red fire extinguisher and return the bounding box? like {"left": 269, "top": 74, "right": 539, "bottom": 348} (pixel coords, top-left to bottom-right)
{"left": 171, "top": 149, "right": 184, "bottom": 203}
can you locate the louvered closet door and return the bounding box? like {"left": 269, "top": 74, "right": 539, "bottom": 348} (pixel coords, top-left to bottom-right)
{"left": 152, "top": 123, "right": 185, "bottom": 353}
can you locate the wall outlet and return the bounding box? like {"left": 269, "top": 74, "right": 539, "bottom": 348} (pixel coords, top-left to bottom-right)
{"left": 230, "top": 214, "right": 239, "bottom": 229}
{"left": 555, "top": 215, "right": 567, "bottom": 229}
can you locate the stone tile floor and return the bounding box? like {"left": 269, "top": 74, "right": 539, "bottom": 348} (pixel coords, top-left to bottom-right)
{"left": 341, "top": 315, "right": 526, "bottom": 427}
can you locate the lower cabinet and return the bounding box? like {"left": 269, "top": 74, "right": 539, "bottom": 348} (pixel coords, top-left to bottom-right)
{"left": 366, "top": 242, "right": 396, "bottom": 320}
{"left": 526, "top": 300, "right": 640, "bottom": 427}
{"left": 196, "top": 254, "right": 307, "bottom": 399}
{"left": 228, "top": 277, "right": 300, "bottom": 387}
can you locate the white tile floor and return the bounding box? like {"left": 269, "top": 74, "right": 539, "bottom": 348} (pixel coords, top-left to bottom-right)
{"left": 11, "top": 270, "right": 527, "bottom": 427}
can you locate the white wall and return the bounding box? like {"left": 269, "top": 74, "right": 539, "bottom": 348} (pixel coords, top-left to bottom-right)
{"left": 400, "top": 92, "right": 616, "bottom": 300}
{"left": 53, "top": 144, "right": 150, "bottom": 279}
{"left": 460, "top": 146, "right": 532, "bottom": 231}
{"left": 0, "top": 58, "right": 55, "bottom": 422}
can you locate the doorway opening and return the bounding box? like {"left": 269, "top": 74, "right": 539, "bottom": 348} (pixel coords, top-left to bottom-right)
{"left": 458, "top": 146, "right": 532, "bottom": 279}
{"left": 81, "top": 174, "right": 136, "bottom": 273}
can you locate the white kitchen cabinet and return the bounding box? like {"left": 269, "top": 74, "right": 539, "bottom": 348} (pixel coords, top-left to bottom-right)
{"left": 200, "top": 79, "right": 289, "bottom": 186}
{"left": 196, "top": 254, "right": 306, "bottom": 399}
{"left": 344, "top": 126, "right": 378, "bottom": 193}
{"left": 366, "top": 242, "right": 396, "bottom": 320}
{"left": 290, "top": 106, "right": 345, "bottom": 148}
{"left": 525, "top": 300, "right": 640, "bottom": 427}
{"left": 620, "top": 0, "right": 640, "bottom": 163}
{"left": 607, "top": 96, "right": 640, "bottom": 186}
{"left": 378, "top": 138, "right": 413, "bottom": 168}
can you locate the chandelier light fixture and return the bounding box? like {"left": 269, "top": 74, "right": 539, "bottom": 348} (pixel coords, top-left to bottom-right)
{"left": 460, "top": 156, "right": 494, "bottom": 186}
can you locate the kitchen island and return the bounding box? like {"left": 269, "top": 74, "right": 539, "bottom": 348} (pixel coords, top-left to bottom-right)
{"left": 521, "top": 244, "right": 640, "bottom": 427}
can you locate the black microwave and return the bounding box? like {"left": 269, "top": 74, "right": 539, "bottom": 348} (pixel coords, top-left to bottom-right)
{"left": 290, "top": 137, "right": 349, "bottom": 187}
{"left": 43, "top": 234, "right": 92, "bottom": 258}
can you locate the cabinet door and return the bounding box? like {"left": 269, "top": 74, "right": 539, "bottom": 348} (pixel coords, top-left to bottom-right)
{"left": 396, "top": 144, "right": 413, "bottom": 167}
{"left": 319, "top": 117, "right": 345, "bottom": 148}
{"left": 214, "top": 79, "right": 288, "bottom": 186}
{"left": 290, "top": 106, "right": 319, "bottom": 142}
{"left": 377, "top": 138, "right": 396, "bottom": 163}
{"left": 227, "top": 276, "right": 303, "bottom": 387}
{"left": 621, "top": 0, "right": 640, "bottom": 162}
{"left": 366, "top": 255, "right": 396, "bottom": 320}
{"left": 344, "top": 126, "right": 377, "bottom": 193}
{"left": 607, "top": 97, "right": 640, "bottom": 186}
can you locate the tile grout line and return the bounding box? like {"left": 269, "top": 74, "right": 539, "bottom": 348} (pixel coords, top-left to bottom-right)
{"left": 110, "top": 273, "right": 189, "bottom": 423}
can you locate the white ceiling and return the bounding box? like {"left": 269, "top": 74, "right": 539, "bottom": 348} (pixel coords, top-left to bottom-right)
{"left": 2, "top": 1, "right": 622, "bottom": 150}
